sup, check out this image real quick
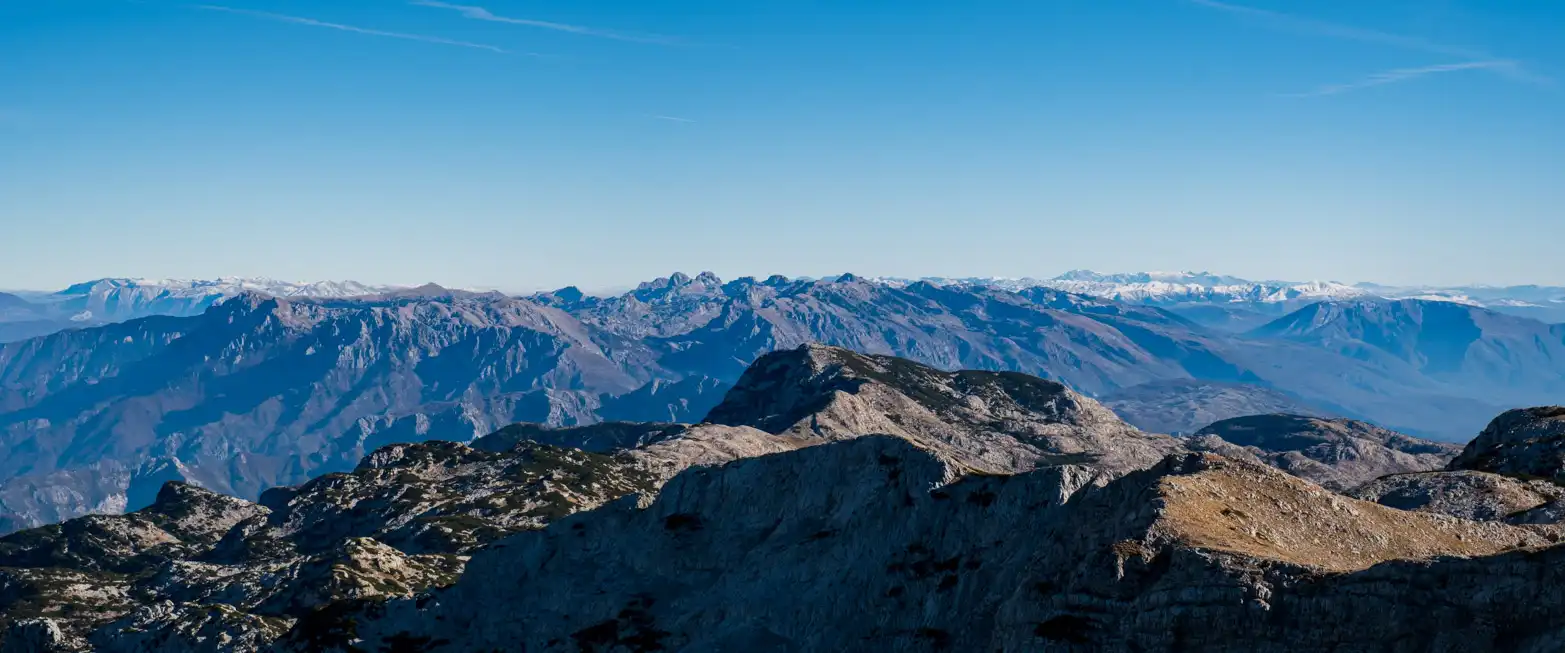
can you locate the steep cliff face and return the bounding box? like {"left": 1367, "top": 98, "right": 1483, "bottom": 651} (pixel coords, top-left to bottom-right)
{"left": 321, "top": 437, "right": 1565, "bottom": 653}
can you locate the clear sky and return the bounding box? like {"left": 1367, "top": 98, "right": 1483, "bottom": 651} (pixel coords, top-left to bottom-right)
{"left": 2, "top": 0, "right": 1562, "bottom": 292}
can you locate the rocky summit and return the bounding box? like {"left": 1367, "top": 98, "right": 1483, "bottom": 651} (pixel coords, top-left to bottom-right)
{"left": 1, "top": 347, "right": 1565, "bottom": 651}
{"left": 306, "top": 439, "right": 1565, "bottom": 653}
{"left": 1448, "top": 406, "right": 1565, "bottom": 480}
{"left": 704, "top": 344, "right": 1180, "bottom": 477}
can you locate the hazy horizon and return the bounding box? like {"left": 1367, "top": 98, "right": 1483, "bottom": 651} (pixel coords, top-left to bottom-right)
{"left": 6, "top": 266, "right": 1563, "bottom": 298}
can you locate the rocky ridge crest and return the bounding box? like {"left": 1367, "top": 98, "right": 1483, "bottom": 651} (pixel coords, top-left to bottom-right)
{"left": 322, "top": 437, "right": 1565, "bottom": 652}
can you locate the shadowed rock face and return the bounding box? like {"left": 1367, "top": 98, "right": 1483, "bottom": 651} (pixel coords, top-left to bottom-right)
{"left": 1449, "top": 407, "right": 1565, "bottom": 480}
{"left": 1183, "top": 414, "right": 1460, "bottom": 491}
{"left": 307, "top": 437, "right": 1565, "bottom": 653}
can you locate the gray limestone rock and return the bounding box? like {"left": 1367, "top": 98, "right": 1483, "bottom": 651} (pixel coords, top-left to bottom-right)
{"left": 1351, "top": 470, "right": 1565, "bottom": 523}
{"left": 1, "top": 618, "right": 77, "bottom": 653}
{"left": 705, "top": 344, "right": 1182, "bottom": 477}
{"left": 1449, "top": 406, "right": 1565, "bottom": 480}
{"left": 1184, "top": 414, "right": 1460, "bottom": 491}
{"left": 312, "top": 437, "right": 1565, "bottom": 653}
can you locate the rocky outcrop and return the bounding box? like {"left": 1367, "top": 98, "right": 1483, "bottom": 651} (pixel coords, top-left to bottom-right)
{"left": 1345, "top": 408, "right": 1565, "bottom": 524}
{"left": 0, "top": 618, "right": 76, "bottom": 653}
{"left": 317, "top": 436, "right": 1565, "bottom": 653}
{"left": 0, "top": 484, "right": 266, "bottom": 647}
{"left": 0, "top": 482, "right": 262, "bottom": 578}
{"left": 706, "top": 344, "right": 1182, "bottom": 477}
{"left": 1351, "top": 470, "right": 1565, "bottom": 522}
{"left": 249, "top": 439, "right": 660, "bottom": 556}
{"left": 89, "top": 602, "right": 290, "bottom": 653}
{"left": 1449, "top": 406, "right": 1565, "bottom": 480}
{"left": 470, "top": 422, "right": 686, "bottom": 454}
{"left": 1183, "top": 414, "right": 1460, "bottom": 491}
{"left": 0, "top": 567, "right": 133, "bottom": 647}
{"left": 625, "top": 425, "right": 809, "bottom": 483}
{"left": 0, "top": 441, "right": 632, "bottom": 648}
{"left": 0, "top": 413, "right": 803, "bottom": 649}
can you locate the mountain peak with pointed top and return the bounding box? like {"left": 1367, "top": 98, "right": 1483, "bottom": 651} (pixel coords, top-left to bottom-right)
{"left": 704, "top": 344, "right": 1178, "bottom": 476}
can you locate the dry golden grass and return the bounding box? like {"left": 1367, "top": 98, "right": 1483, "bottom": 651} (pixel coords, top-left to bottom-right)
{"left": 1156, "top": 454, "right": 1554, "bottom": 573}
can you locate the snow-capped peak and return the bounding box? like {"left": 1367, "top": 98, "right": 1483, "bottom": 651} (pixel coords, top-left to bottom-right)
{"left": 1049, "top": 270, "right": 1254, "bottom": 286}
{"left": 867, "top": 272, "right": 1372, "bottom": 305}
{"left": 56, "top": 277, "right": 397, "bottom": 299}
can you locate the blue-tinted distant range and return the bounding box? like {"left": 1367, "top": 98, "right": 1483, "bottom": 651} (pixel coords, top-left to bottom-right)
{"left": 8, "top": 2, "right": 1565, "bottom": 649}
{"left": 6, "top": 270, "right": 1565, "bottom": 336}
{"left": 3, "top": 266, "right": 1565, "bottom": 533}
{"left": 2, "top": 1, "right": 1562, "bottom": 290}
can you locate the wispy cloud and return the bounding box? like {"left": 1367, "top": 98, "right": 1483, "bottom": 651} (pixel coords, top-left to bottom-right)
{"left": 653, "top": 115, "right": 696, "bottom": 123}
{"left": 410, "top": 0, "right": 679, "bottom": 45}
{"left": 1283, "top": 60, "right": 1513, "bottom": 98}
{"left": 1188, "top": 0, "right": 1483, "bottom": 58}
{"left": 1187, "top": 0, "right": 1550, "bottom": 92}
{"left": 197, "top": 5, "right": 511, "bottom": 54}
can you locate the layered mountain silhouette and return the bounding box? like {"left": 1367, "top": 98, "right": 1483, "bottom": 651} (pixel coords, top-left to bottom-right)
{"left": 0, "top": 347, "right": 1558, "bottom": 652}
{"left": 1, "top": 275, "right": 1563, "bottom": 530}
{"left": 0, "top": 293, "right": 77, "bottom": 344}
{"left": 0, "top": 279, "right": 397, "bottom": 344}
{"left": 1252, "top": 299, "right": 1565, "bottom": 402}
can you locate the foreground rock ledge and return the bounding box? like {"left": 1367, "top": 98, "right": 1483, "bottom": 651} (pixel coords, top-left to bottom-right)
{"left": 298, "top": 437, "right": 1565, "bottom": 653}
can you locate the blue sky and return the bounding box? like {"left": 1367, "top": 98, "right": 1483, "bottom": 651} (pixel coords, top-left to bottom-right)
{"left": 2, "top": 0, "right": 1562, "bottom": 291}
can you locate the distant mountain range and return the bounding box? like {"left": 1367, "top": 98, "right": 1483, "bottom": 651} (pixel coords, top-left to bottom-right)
{"left": 5, "top": 272, "right": 1561, "bottom": 344}
{"left": 2, "top": 271, "right": 1565, "bottom": 532}
{"left": 0, "top": 278, "right": 397, "bottom": 343}
{"left": 875, "top": 270, "right": 1565, "bottom": 326}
